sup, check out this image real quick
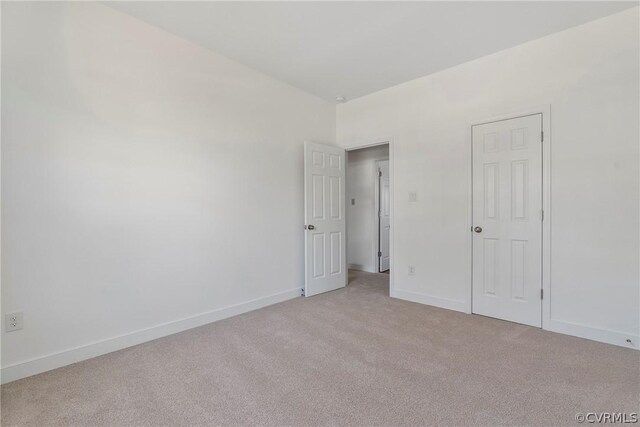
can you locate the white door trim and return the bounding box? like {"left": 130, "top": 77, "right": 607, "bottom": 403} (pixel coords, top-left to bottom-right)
{"left": 344, "top": 137, "right": 394, "bottom": 295}
{"left": 467, "top": 105, "right": 551, "bottom": 331}
{"left": 374, "top": 159, "right": 381, "bottom": 272}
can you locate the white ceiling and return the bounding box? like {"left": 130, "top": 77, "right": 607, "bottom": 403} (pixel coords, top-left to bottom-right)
{"left": 108, "top": 1, "right": 637, "bottom": 102}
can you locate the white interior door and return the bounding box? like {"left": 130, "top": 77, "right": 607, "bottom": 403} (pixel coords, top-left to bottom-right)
{"left": 378, "top": 160, "right": 390, "bottom": 272}
{"left": 472, "top": 114, "right": 543, "bottom": 327}
{"left": 304, "top": 142, "right": 346, "bottom": 297}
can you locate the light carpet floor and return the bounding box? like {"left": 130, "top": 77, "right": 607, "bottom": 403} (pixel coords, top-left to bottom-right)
{"left": 2, "top": 270, "right": 639, "bottom": 426}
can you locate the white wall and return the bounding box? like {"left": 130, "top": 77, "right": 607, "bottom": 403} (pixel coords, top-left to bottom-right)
{"left": 1, "top": 2, "right": 335, "bottom": 381}
{"left": 346, "top": 144, "right": 389, "bottom": 272}
{"left": 337, "top": 8, "right": 639, "bottom": 348}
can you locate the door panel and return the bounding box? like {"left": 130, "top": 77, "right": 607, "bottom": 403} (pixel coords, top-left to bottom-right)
{"left": 330, "top": 232, "right": 342, "bottom": 274}
{"left": 378, "top": 160, "right": 390, "bottom": 272}
{"left": 472, "top": 114, "right": 542, "bottom": 327}
{"left": 329, "top": 176, "right": 341, "bottom": 219}
{"left": 304, "top": 142, "right": 346, "bottom": 296}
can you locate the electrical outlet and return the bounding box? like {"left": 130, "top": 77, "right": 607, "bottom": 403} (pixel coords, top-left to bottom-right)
{"left": 5, "top": 312, "right": 23, "bottom": 332}
{"left": 408, "top": 265, "right": 416, "bottom": 276}
{"left": 408, "top": 192, "right": 418, "bottom": 202}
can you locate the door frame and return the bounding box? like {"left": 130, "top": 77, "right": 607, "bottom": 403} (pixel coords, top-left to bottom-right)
{"left": 467, "top": 105, "right": 551, "bottom": 330}
{"left": 375, "top": 159, "right": 390, "bottom": 273}
{"left": 343, "top": 137, "right": 395, "bottom": 295}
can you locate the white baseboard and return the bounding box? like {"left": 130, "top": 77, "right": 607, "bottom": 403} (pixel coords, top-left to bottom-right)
{"left": 392, "top": 288, "right": 637, "bottom": 350}
{"left": 4, "top": 287, "right": 634, "bottom": 385}
{"left": 546, "top": 318, "right": 639, "bottom": 350}
{"left": 1, "top": 287, "right": 302, "bottom": 384}
{"left": 391, "top": 288, "right": 466, "bottom": 313}
{"left": 348, "top": 264, "right": 375, "bottom": 273}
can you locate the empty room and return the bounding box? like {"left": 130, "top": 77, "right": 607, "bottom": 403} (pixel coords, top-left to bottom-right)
{"left": 1, "top": 1, "right": 639, "bottom": 426}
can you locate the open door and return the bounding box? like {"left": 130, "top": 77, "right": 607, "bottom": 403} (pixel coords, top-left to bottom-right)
{"left": 378, "top": 160, "right": 390, "bottom": 272}
{"left": 304, "top": 142, "right": 346, "bottom": 297}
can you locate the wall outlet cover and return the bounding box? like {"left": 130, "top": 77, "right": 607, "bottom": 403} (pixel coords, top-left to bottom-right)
{"left": 5, "top": 312, "right": 23, "bottom": 332}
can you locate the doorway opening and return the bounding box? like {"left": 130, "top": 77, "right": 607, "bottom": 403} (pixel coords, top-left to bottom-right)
{"left": 302, "top": 139, "right": 393, "bottom": 298}
{"left": 345, "top": 143, "right": 391, "bottom": 280}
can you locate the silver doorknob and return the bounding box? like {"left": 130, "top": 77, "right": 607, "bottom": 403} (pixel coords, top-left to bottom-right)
{"left": 474, "top": 226, "right": 482, "bottom": 233}
{"left": 307, "top": 225, "right": 315, "bottom": 230}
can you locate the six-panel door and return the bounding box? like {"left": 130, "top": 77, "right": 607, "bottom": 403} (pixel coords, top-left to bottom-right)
{"left": 472, "top": 114, "right": 543, "bottom": 327}
{"left": 304, "top": 142, "right": 346, "bottom": 297}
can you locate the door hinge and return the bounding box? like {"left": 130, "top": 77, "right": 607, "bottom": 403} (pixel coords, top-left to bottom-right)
{"left": 378, "top": 251, "right": 382, "bottom": 257}
{"left": 540, "top": 210, "right": 544, "bottom": 222}
{"left": 378, "top": 170, "right": 382, "bottom": 177}
{"left": 540, "top": 289, "right": 544, "bottom": 299}
{"left": 541, "top": 131, "right": 544, "bottom": 143}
